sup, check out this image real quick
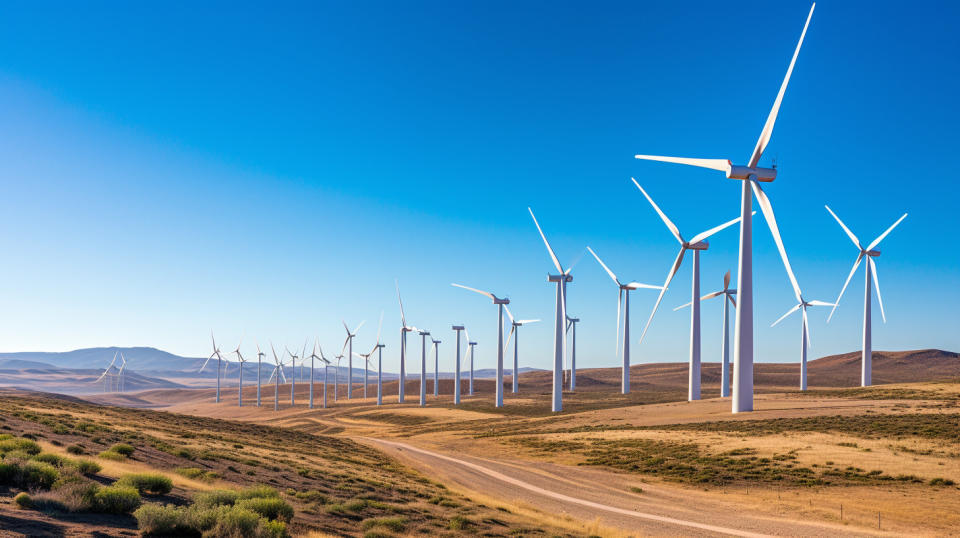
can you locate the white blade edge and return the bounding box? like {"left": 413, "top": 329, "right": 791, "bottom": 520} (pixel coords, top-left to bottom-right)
{"left": 752, "top": 183, "right": 802, "bottom": 303}
{"left": 451, "top": 283, "right": 495, "bottom": 300}
{"left": 199, "top": 354, "right": 214, "bottom": 373}
{"left": 825, "top": 205, "right": 862, "bottom": 250}
{"left": 828, "top": 252, "right": 864, "bottom": 322}
{"left": 503, "top": 325, "right": 516, "bottom": 356}
{"left": 808, "top": 300, "right": 834, "bottom": 307}
{"left": 528, "top": 207, "right": 564, "bottom": 274}
{"left": 626, "top": 282, "right": 664, "bottom": 290}
{"left": 587, "top": 246, "right": 621, "bottom": 287}
{"left": 396, "top": 279, "right": 407, "bottom": 326}
{"left": 634, "top": 155, "right": 731, "bottom": 174}
{"left": 747, "top": 2, "right": 815, "bottom": 168}
{"left": 866, "top": 213, "right": 907, "bottom": 252}
{"left": 518, "top": 319, "right": 540, "bottom": 324}
{"left": 673, "top": 300, "right": 692, "bottom": 311}
{"left": 503, "top": 304, "right": 515, "bottom": 324}
{"left": 353, "top": 320, "right": 366, "bottom": 333}
{"left": 638, "top": 247, "right": 686, "bottom": 345}
{"left": 803, "top": 307, "right": 811, "bottom": 347}
{"left": 771, "top": 304, "right": 801, "bottom": 327}
{"left": 631, "top": 178, "right": 683, "bottom": 245}
{"left": 869, "top": 257, "right": 886, "bottom": 323}
{"left": 376, "top": 310, "right": 384, "bottom": 344}
{"left": 688, "top": 213, "right": 746, "bottom": 245}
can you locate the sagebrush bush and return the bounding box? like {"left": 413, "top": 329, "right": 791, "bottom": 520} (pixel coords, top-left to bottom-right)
{"left": 116, "top": 473, "right": 173, "bottom": 495}
{"left": 13, "top": 492, "right": 32, "bottom": 509}
{"left": 133, "top": 504, "right": 194, "bottom": 536}
{"left": 32, "top": 452, "right": 65, "bottom": 466}
{"left": 94, "top": 485, "right": 142, "bottom": 514}
{"left": 193, "top": 489, "right": 240, "bottom": 508}
{"left": 66, "top": 444, "right": 85, "bottom": 455}
{"left": 110, "top": 443, "right": 135, "bottom": 457}
{"left": 98, "top": 450, "right": 126, "bottom": 462}
{"left": 238, "top": 485, "right": 279, "bottom": 500}
{"left": 70, "top": 459, "right": 101, "bottom": 476}
{"left": 34, "top": 479, "right": 99, "bottom": 512}
{"left": 0, "top": 438, "right": 41, "bottom": 456}
{"left": 236, "top": 497, "right": 293, "bottom": 521}
{"left": 362, "top": 516, "right": 407, "bottom": 532}
{"left": 21, "top": 461, "right": 59, "bottom": 490}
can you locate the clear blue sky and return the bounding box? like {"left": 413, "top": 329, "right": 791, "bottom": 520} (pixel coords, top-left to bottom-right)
{"left": 0, "top": 1, "right": 956, "bottom": 372}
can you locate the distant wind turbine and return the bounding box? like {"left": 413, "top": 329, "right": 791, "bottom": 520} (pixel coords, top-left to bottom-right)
{"left": 231, "top": 339, "right": 248, "bottom": 407}
{"left": 342, "top": 320, "right": 365, "bottom": 399}
{"left": 431, "top": 338, "right": 442, "bottom": 397}
{"left": 418, "top": 329, "right": 430, "bottom": 407}
{"left": 117, "top": 353, "right": 127, "bottom": 393}
{"left": 452, "top": 325, "right": 465, "bottom": 404}
{"left": 453, "top": 283, "right": 509, "bottom": 408}
{"left": 565, "top": 316, "right": 579, "bottom": 391}
{"left": 94, "top": 351, "right": 119, "bottom": 393}
{"left": 334, "top": 354, "right": 344, "bottom": 401}
{"left": 825, "top": 206, "right": 907, "bottom": 387}
{"left": 268, "top": 343, "right": 286, "bottom": 411}
{"left": 286, "top": 345, "right": 303, "bottom": 407}
{"left": 396, "top": 280, "right": 418, "bottom": 404}
{"left": 633, "top": 180, "right": 743, "bottom": 401}
{"left": 503, "top": 305, "right": 539, "bottom": 394}
{"left": 255, "top": 344, "right": 266, "bottom": 407}
{"left": 634, "top": 4, "right": 817, "bottom": 413}
{"left": 201, "top": 332, "right": 225, "bottom": 403}
{"left": 675, "top": 271, "right": 738, "bottom": 397}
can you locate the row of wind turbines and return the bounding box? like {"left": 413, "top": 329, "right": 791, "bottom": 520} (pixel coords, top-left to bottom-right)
{"left": 111, "top": 4, "right": 906, "bottom": 415}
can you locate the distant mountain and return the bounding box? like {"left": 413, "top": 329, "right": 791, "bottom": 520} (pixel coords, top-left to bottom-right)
{"left": 0, "top": 361, "right": 188, "bottom": 395}
{"left": 0, "top": 359, "right": 59, "bottom": 370}
{"left": 0, "top": 347, "right": 203, "bottom": 373}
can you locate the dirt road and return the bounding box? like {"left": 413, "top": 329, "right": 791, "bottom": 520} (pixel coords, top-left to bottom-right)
{"left": 363, "top": 437, "right": 880, "bottom": 537}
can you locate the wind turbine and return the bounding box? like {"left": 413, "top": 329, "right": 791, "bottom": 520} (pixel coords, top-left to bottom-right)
{"left": 633, "top": 180, "right": 743, "bottom": 401}
{"left": 95, "top": 351, "right": 119, "bottom": 393}
{"left": 452, "top": 283, "right": 509, "bottom": 407}
{"left": 565, "top": 316, "right": 579, "bottom": 391}
{"left": 528, "top": 207, "right": 573, "bottom": 413}
{"left": 634, "top": 4, "right": 816, "bottom": 413}
{"left": 201, "top": 332, "right": 225, "bottom": 403}
{"left": 117, "top": 353, "right": 127, "bottom": 393}
{"left": 341, "top": 320, "right": 365, "bottom": 399}
{"left": 431, "top": 338, "right": 442, "bottom": 397}
{"left": 418, "top": 329, "right": 430, "bottom": 407}
{"left": 316, "top": 344, "right": 331, "bottom": 408}
{"left": 396, "top": 280, "right": 418, "bottom": 404}
{"left": 268, "top": 343, "right": 286, "bottom": 411}
{"left": 503, "top": 305, "right": 540, "bottom": 394}
{"left": 231, "top": 339, "right": 248, "bottom": 407}
{"left": 467, "top": 335, "right": 477, "bottom": 396}
{"left": 307, "top": 340, "right": 324, "bottom": 409}
{"left": 352, "top": 348, "right": 375, "bottom": 399}
{"left": 255, "top": 344, "right": 266, "bottom": 407}
{"left": 675, "top": 271, "right": 738, "bottom": 397}
{"left": 825, "top": 206, "right": 907, "bottom": 387}
{"left": 334, "top": 354, "right": 344, "bottom": 401}
{"left": 286, "top": 345, "right": 302, "bottom": 407}
{"left": 587, "top": 246, "right": 661, "bottom": 394}
{"left": 452, "top": 325, "right": 465, "bottom": 404}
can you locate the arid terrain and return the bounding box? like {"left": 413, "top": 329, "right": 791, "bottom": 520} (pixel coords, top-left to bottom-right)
{"left": 1, "top": 348, "right": 958, "bottom": 536}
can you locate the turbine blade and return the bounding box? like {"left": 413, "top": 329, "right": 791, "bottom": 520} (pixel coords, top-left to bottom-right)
{"left": 199, "top": 355, "right": 213, "bottom": 373}
{"left": 587, "top": 246, "right": 621, "bottom": 287}
{"left": 803, "top": 307, "right": 811, "bottom": 347}
{"left": 625, "top": 282, "right": 663, "bottom": 290}
{"left": 353, "top": 320, "right": 366, "bottom": 333}
{"left": 752, "top": 182, "right": 802, "bottom": 303}
{"left": 866, "top": 213, "right": 907, "bottom": 252}
{"left": 377, "top": 310, "right": 384, "bottom": 344}
{"left": 451, "top": 283, "right": 495, "bottom": 300}
{"left": 700, "top": 289, "right": 725, "bottom": 301}
{"left": 396, "top": 279, "right": 408, "bottom": 326}
{"left": 747, "top": 3, "right": 815, "bottom": 168}
{"left": 808, "top": 300, "right": 834, "bottom": 307}
{"left": 771, "top": 304, "right": 801, "bottom": 327}
{"left": 723, "top": 270, "right": 731, "bottom": 291}
{"left": 828, "top": 252, "right": 864, "bottom": 322}
{"left": 342, "top": 320, "right": 350, "bottom": 334}
{"left": 673, "top": 301, "right": 692, "bottom": 311}
{"left": 729, "top": 294, "right": 737, "bottom": 308}
{"left": 639, "top": 248, "right": 686, "bottom": 345}
{"left": 825, "top": 205, "right": 862, "bottom": 250}
{"left": 503, "top": 325, "right": 516, "bottom": 356}
{"left": 631, "top": 178, "right": 683, "bottom": 244}
{"left": 870, "top": 257, "right": 886, "bottom": 323}
{"left": 634, "top": 155, "right": 731, "bottom": 174}
{"left": 503, "top": 304, "right": 515, "bottom": 323}
{"left": 528, "top": 207, "right": 564, "bottom": 273}
{"left": 688, "top": 213, "right": 745, "bottom": 245}
{"left": 517, "top": 319, "right": 540, "bottom": 324}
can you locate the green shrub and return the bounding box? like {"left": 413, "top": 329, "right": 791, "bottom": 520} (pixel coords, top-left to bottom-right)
{"left": 0, "top": 462, "right": 16, "bottom": 484}
{"left": 21, "top": 461, "right": 59, "bottom": 489}
{"left": 193, "top": 489, "right": 240, "bottom": 508}
{"left": 13, "top": 492, "right": 32, "bottom": 509}
{"left": 116, "top": 473, "right": 173, "bottom": 495}
{"left": 133, "top": 504, "right": 194, "bottom": 536}
{"left": 236, "top": 497, "right": 293, "bottom": 521}
{"left": 66, "top": 444, "right": 85, "bottom": 455}
{"left": 238, "top": 485, "right": 279, "bottom": 500}
{"left": 362, "top": 516, "right": 407, "bottom": 532}
{"left": 449, "top": 515, "right": 470, "bottom": 530}
{"left": 98, "top": 450, "right": 126, "bottom": 462}
{"left": 94, "top": 485, "right": 142, "bottom": 514}
{"left": 204, "top": 506, "right": 261, "bottom": 537}
{"left": 35, "top": 479, "right": 100, "bottom": 512}
{"left": 930, "top": 477, "right": 956, "bottom": 486}
{"left": 33, "top": 452, "right": 65, "bottom": 466}
{"left": 0, "top": 438, "right": 41, "bottom": 455}
{"left": 69, "top": 459, "right": 101, "bottom": 476}
{"left": 175, "top": 467, "right": 205, "bottom": 479}
{"left": 110, "top": 443, "right": 135, "bottom": 457}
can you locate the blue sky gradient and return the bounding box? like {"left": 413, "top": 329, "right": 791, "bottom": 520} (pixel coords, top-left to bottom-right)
{"left": 0, "top": 1, "right": 956, "bottom": 373}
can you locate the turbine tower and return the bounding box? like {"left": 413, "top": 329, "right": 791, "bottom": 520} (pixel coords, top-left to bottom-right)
{"left": 634, "top": 180, "right": 743, "bottom": 401}
{"left": 418, "top": 329, "right": 430, "bottom": 407}
{"left": 341, "top": 320, "right": 365, "bottom": 399}
{"left": 565, "top": 316, "right": 579, "bottom": 391}
{"left": 231, "top": 340, "right": 248, "bottom": 407}
{"left": 431, "top": 338, "right": 441, "bottom": 397}
{"left": 372, "top": 311, "right": 385, "bottom": 405}
{"left": 467, "top": 337, "right": 477, "bottom": 395}
{"left": 117, "top": 353, "right": 127, "bottom": 393}
{"left": 634, "top": 4, "right": 816, "bottom": 413}
{"left": 587, "top": 246, "right": 661, "bottom": 394}
{"left": 334, "top": 354, "right": 344, "bottom": 401}
{"left": 286, "top": 345, "right": 302, "bottom": 407}
{"left": 255, "top": 344, "right": 265, "bottom": 407}
{"left": 675, "top": 271, "right": 737, "bottom": 397}
{"left": 268, "top": 343, "right": 286, "bottom": 411}
{"left": 825, "top": 206, "right": 907, "bottom": 387}
{"left": 317, "top": 345, "right": 331, "bottom": 408}
{"left": 528, "top": 207, "right": 572, "bottom": 413}
{"left": 201, "top": 332, "right": 225, "bottom": 403}
{"left": 396, "top": 280, "right": 418, "bottom": 404}
{"left": 307, "top": 340, "right": 324, "bottom": 409}
{"left": 503, "top": 305, "right": 540, "bottom": 394}
{"left": 452, "top": 325, "right": 465, "bottom": 404}
{"left": 452, "top": 283, "right": 509, "bottom": 408}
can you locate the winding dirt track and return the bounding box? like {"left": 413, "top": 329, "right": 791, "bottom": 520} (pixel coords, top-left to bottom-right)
{"left": 362, "top": 437, "right": 879, "bottom": 537}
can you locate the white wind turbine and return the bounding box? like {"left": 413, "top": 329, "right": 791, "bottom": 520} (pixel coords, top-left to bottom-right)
{"left": 587, "top": 246, "right": 662, "bottom": 394}
{"left": 268, "top": 343, "right": 286, "bottom": 411}
{"left": 417, "top": 329, "right": 430, "bottom": 407}
{"left": 634, "top": 180, "right": 743, "bottom": 401}
{"left": 825, "top": 206, "right": 907, "bottom": 387}
{"left": 465, "top": 327, "right": 476, "bottom": 396}
{"left": 286, "top": 344, "right": 304, "bottom": 407}
{"left": 352, "top": 346, "right": 375, "bottom": 399}
{"left": 431, "top": 337, "right": 441, "bottom": 397}
{"left": 528, "top": 207, "right": 573, "bottom": 413}
{"left": 255, "top": 344, "right": 266, "bottom": 407}
{"left": 452, "top": 283, "right": 509, "bottom": 407}
{"left": 452, "top": 325, "right": 465, "bottom": 404}
{"left": 675, "top": 271, "right": 737, "bottom": 397}
{"left": 362, "top": 310, "right": 386, "bottom": 405}
{"left": 334, "top": 353, "right": 344, "bottom": 401}
{"left": 396, "top": 280, "right": 418, "bottom": 404}
{"left": 94, "top": 351, "right": 119, "bottom": 393}
{"left": 201, "top": 332, "right": 225, "bottom": 403}
{"left": 307, "top": 339, "right": 323, "bottom": 409}
{"left": 341, "top": 320, "right": 365, "bottom": 399}
{"left": 231, "top": 339, "right": 248, "bottom": 407}
{"left": 565, "top": 316, "right": 579, "bottom": 391}
{"left": 634, "top": 4, "right": 816, "bottom": 413}
{"left": 503, "top": 305, "right": 540, "bottom": 394}
{"left": 117, "top": 353, "right": 127, "bottom": 393}
{"left": 315, "top": 344, "right": 332, "bottom": 408}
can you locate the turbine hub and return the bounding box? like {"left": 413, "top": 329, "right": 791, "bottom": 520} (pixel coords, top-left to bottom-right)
{"left": 728, "top": 165, "right": 777, "bottom": 182}
{"left": 867, "top": 249, "right": 881, "bottom": 257}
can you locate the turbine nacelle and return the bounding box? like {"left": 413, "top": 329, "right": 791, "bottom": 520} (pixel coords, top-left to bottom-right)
{"left": 547, "top": 274, "right": 573, "bottom": 283}
{"left": 866, "top": 249, "right": 881, "bottom": 257}
{"left": 685, "top": 240, "right": 709, "bottom": 251}
{"left": 728, "top": 164, "right": 777, "bottom": 182}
